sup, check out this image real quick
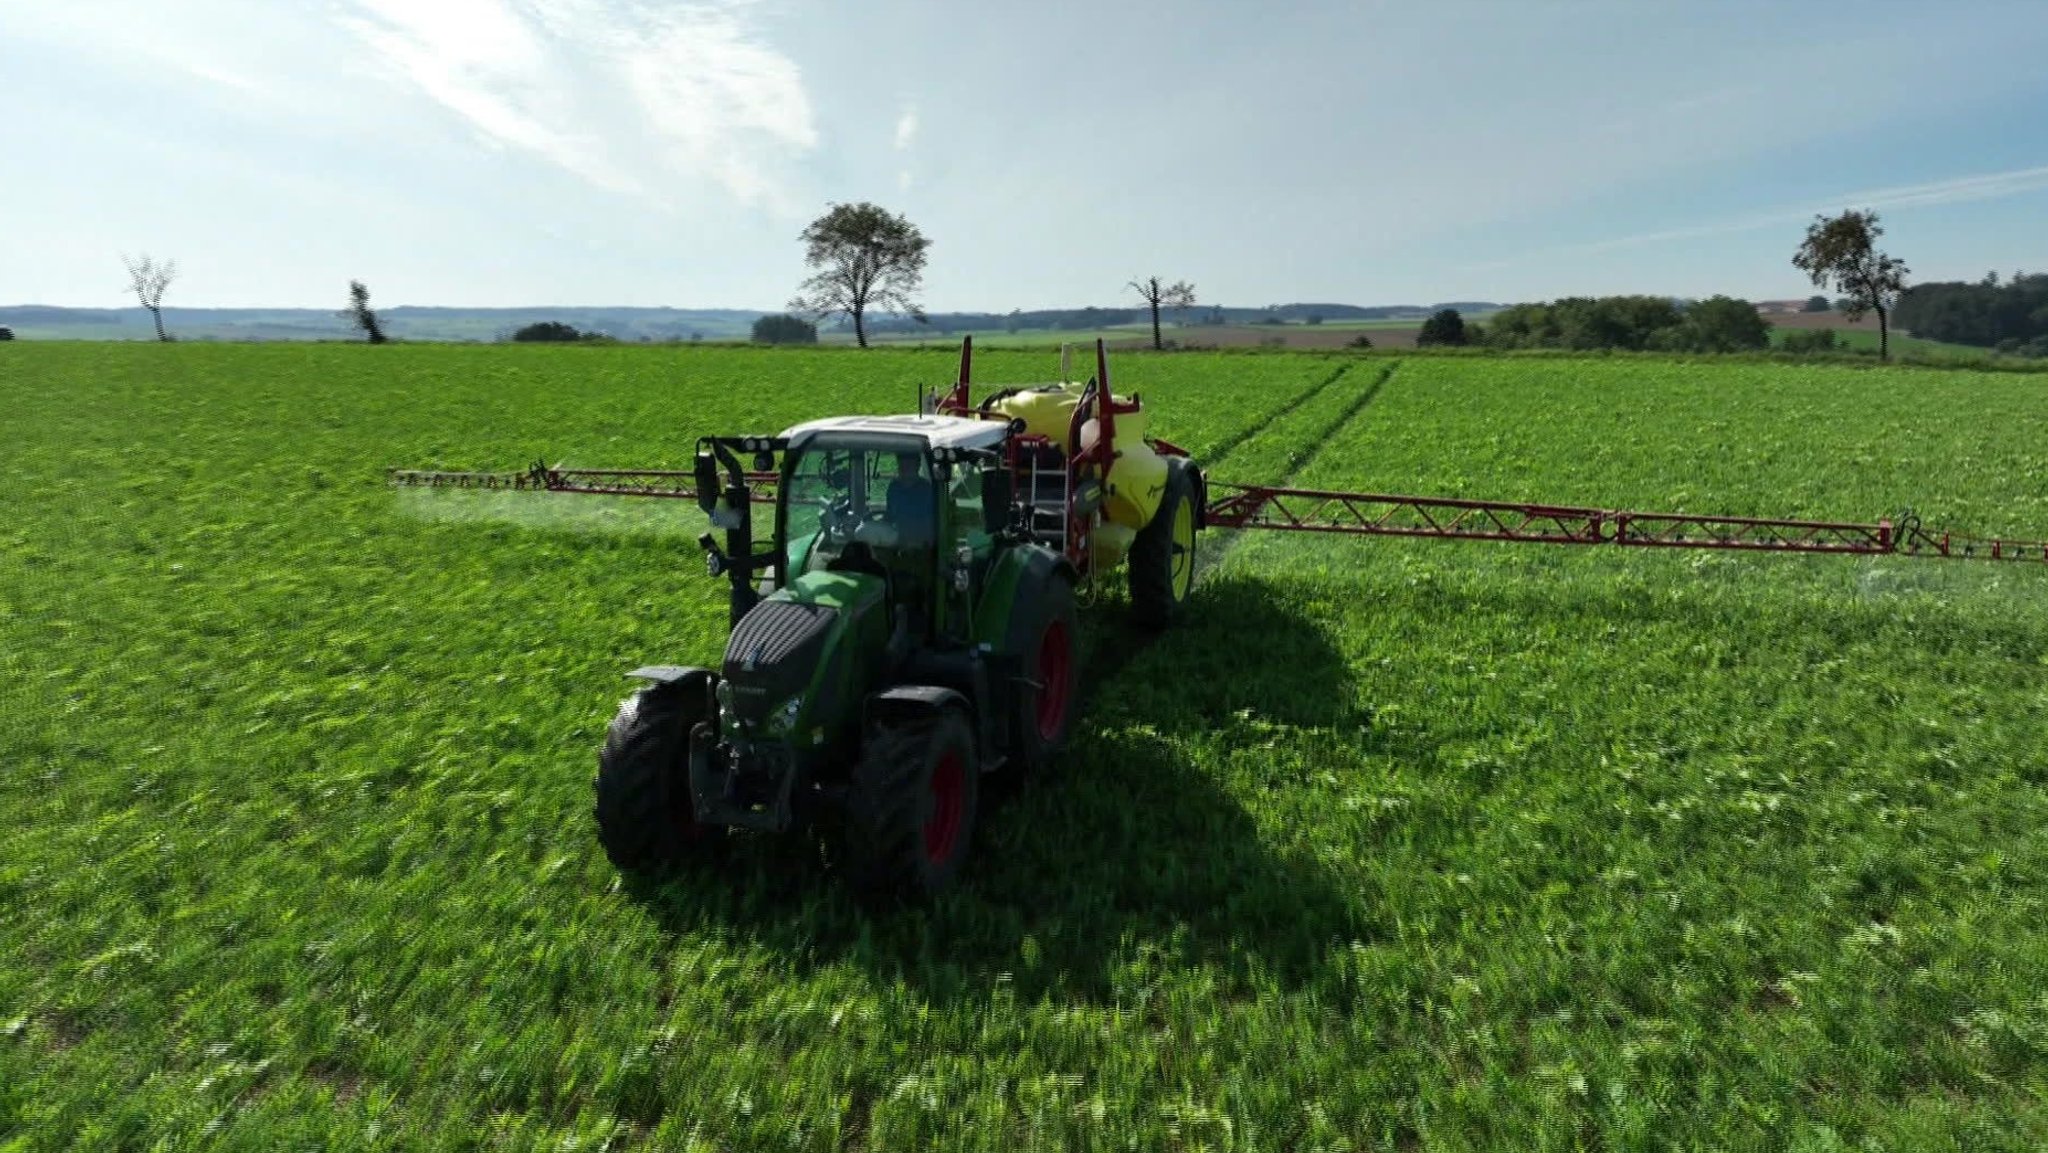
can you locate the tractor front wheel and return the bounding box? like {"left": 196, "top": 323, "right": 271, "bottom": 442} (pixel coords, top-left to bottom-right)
{"left": 1129, "top": 457, "right": 1199, "bottom": 629}
{"left": 594, "top": 682, "right": 722, "bottom": 871}
{"left": 844, "top": 710, "right": 980, "bottom": 897}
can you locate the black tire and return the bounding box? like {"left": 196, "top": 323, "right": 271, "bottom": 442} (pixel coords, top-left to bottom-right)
{"left": 1009, "top": 575, "right": 1079, "bottom": 774}
{"left": 594, "top": 682, "right": 721, "bottom": 871}
{"left": 1128, "top": 457, "right": 1199, "bottom": 630}
{"left": 844, "top": 710, "right": 979, "bottom": 897}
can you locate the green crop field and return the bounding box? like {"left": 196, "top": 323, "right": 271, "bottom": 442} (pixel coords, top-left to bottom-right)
{"left": 5, "top": 344, "right": 2047, "bottom": 1150}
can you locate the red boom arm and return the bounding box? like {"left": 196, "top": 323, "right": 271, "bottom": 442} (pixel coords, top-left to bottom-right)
{"left": 1203, "top": 482, "right": 2048, "bottom": 563}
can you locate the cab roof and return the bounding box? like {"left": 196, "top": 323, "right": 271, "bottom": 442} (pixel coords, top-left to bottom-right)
{"left": 779, "top": 413, "right": 1011, "bottom": 452}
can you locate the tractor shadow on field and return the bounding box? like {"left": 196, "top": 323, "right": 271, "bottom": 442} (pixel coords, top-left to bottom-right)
{"left": 623, "top": 576, "right": 1386, "bottom": 1004}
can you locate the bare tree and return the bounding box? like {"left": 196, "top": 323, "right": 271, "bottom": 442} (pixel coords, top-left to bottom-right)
{"left": 341, "top": 280, "right": 388, "bottom": 344}
{"left": 1793, "top": 210, "right": 1909, "bottom": 361}
{"left": 789, "top": 202, "right": 930, "bottom": 349}
{"left": 1128, "top": 276, "right": 1196, "bottom": 350}
{"left": 123, "top": 253, "right": 178, "bottom": 342}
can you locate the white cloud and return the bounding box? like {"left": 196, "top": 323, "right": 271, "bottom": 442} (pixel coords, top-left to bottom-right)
{"left": 337, "top": 0, "right": 817, "bottom": 209}
{"left": 3, "top": 2, "right": 287, "bottom": 101}
{"left": 1468, "top": 163, "right": 2048, "bottom": 273}
{"left": 180, "top": 62, "right": 268, "bottom": 96}
{"left": 1850, "top": 165, "right": 2048, "bottom": 214}
{"left": 890, "top": 102, "right": 917, "bottom": 197}
{"left": 620, "top": 5, "right": 820, "bottom": 211}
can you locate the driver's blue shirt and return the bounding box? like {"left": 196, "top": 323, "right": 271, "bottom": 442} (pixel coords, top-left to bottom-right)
{"left": 886, "top": 477, "right": 935, "bottom": 542}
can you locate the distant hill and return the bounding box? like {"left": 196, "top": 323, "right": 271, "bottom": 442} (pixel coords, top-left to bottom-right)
{"left": 0, "top": 302, "right": 1504, "bottom": 342}
{"left": 0, "top": 306, "right": 765, "bottom": 343}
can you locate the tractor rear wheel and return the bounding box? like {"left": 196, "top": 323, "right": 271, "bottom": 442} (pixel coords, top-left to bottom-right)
{"left": 844, "top": 710, "right": 979, "bottom": 897}
{"left": 594, "top": 682, "right": 721, "bottom": 871}
{"left": 1129, "top": 457, "right": 1198, "bottom": 629}
{"left": 1011, "top": 575, "right": 1079, "bottom": 774}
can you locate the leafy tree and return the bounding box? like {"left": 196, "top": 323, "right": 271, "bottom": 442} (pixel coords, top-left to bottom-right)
{"left": 1781, "top": 329, "right": 1842, "bottom": 355}
{"left": 1803, "top": 295, "right": 1831, "bottom": 313}
{"left": 1486, "top": 295, "right": 1769, "bottom": 353}
{"left": 790, "top": 202, "right": 930, "bottom": 349}
{"left": 341, "top": 280, "right": 388, "bottom": 344}
{"left": 1793, "top": 210, "right": 1909, "bottom": 361}
{"left": 123, "top": 253, "right": 177, "bottom": 342}
{"left": 1415, "top": 308, "right": 1469, "bottom": 347}
{"left": 511, "top": 321, "right": 586, "bottom": 343}
{"left": 751, "top": 313, "right": 818, "bottom": 345}
{"left": 1486, "top": 296, "right": 1683, "bottom": 351}
{"left": 1665, "top": 295, "right": 1770, "bottom": 353}
{"left": 1347, "top": 333, "right": 1373, "bottom": 349}
{"left": 1892, "top": 273, "right": 2048, "bottom": 349}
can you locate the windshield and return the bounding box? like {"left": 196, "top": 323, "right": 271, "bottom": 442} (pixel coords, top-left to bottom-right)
{"left": 781, "top": 437, "right": 937, "bottom": 574}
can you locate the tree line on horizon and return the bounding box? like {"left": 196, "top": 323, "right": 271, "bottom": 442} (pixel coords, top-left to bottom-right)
{"left": 80, "top": 206, "right": 2041, "bottom": 361}
{"left": 1893, "top": 273, "right": 2048, "bottom": 357}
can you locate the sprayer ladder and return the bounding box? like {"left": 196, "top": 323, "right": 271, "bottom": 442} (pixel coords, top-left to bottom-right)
{"left": 1022, "top": 447, "right": 1070, "bottom": 549}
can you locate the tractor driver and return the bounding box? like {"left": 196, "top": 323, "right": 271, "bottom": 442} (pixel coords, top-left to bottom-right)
{"left": 883, "top": 450, "right": 935, "bottom": 545}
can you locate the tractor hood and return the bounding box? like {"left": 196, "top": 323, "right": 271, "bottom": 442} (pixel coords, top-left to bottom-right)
{"left": 720, "top": 570, "right": 885, "bottom": 727}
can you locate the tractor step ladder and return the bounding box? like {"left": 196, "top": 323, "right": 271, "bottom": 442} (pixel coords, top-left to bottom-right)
{"left": 1022, "top": 445, "right": 1069, "bottom": 548}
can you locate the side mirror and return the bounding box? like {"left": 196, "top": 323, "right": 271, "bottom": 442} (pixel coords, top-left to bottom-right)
{"left": 982, "top": 468, "right": 1015, "bottom": 535}
{"left": 692, "top": 451, "right": 719, "bottom": 516}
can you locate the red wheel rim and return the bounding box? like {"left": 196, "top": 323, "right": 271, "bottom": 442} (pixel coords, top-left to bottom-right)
{"left": 923, "top": 750, "right": 966, "bottom": 864}
{"left": 1034, "top": 619, "right": 1072, "bottom": 741}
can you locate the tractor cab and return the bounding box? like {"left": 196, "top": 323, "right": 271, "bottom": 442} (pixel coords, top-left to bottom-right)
{"left": 773, "top": 415, "right": 1016, "bottom": 642}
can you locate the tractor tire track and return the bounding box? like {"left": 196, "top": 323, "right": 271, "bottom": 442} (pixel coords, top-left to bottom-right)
{"left": 1258, "top": 359, "right": 1400, "bottom": 479}
{"left": 1203, "top": 359, "right": 1357, "bottom": 473}
{"left": 1200, "top": 359, "right": 1402, "bottom": 576}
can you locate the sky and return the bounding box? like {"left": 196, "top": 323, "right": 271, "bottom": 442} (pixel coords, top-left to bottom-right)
{"left": 5, "top": 0, "right": 2048, "bottom": 312}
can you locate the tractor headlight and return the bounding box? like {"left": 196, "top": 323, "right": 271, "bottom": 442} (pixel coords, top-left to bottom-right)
{"left": 767, "top": 693, "right": 804, "bottom": 735}
{"left": 715, "top": 679, "right": 735, "bottom": 712}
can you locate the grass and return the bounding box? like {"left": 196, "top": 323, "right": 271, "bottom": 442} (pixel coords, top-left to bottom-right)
{"left": 1765, "top": 325, "right": 1992, "bottom": 360}
{"left": 5, "top": 344, "right": 2047, "bottom": 1150}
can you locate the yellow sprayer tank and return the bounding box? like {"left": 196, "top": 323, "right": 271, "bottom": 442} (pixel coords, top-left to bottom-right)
{"left": 1089, "top": 522, "right": 1137, "bottom": 571}
{"left": 1080, "top": 418, "right": 1167, "bottom": 531}
{"left": 989, "top": 386, "right": 1081, "bottom": 443}
{"left": 990, "top": 385, "right": 1167, "bottom": 559}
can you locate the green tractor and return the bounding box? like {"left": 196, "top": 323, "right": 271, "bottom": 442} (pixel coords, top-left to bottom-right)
{"left": 593, "top": 341, "right": 1205, "bottom": 895}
